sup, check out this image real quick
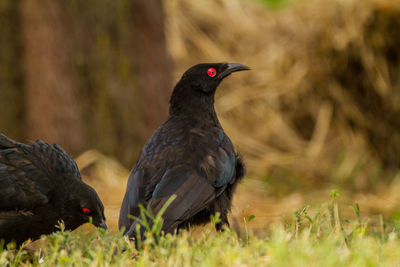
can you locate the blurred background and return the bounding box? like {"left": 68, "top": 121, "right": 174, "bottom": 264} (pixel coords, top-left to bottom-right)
{"left": 1, "top": 0, "right": 400, "bottom": 234}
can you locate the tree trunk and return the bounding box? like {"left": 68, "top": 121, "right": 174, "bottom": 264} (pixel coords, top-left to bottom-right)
{"left": 20, "top": 0, "right": 84, "bottom": 154}
{"left": 133, "top": 0, "right": 172, "bottom": 138}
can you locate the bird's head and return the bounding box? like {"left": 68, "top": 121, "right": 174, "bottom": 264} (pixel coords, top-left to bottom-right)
{"left": 170, "top": 63, "right": 250, "bottom": 116}
{"left": 179, "top": 63, "right": 250, "bottom": 94}
{"left": 66, "top": 182, "right": 107, "bottom": 230}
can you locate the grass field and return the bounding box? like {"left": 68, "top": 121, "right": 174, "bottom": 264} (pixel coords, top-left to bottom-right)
{"left": 2, "top": 191, "right": 400, "bottom": 266}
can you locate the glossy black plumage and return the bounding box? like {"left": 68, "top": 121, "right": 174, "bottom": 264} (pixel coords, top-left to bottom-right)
{"left": 0, "top": 134, "right": 107, "bottom": 245}
{"left": 119, "top": 63, "right": 249, "bottom": 238}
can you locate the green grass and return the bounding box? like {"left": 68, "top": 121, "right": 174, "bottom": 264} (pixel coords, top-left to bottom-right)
{"left": 2, "top": 193, "right": 400, "bottom": 266}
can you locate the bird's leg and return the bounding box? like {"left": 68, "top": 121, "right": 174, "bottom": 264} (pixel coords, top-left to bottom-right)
{"left": 215, "top": 213, "right": 230, "bottom": 231}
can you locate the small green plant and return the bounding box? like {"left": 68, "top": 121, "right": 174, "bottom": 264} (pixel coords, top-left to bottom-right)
{"left": 241, "top": 205, "right": 256, "bottom": 244}
{"left": 128, "top": 194, "right": 177, "bottom": 250}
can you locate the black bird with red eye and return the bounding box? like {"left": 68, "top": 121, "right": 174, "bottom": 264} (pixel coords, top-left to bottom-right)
{"left": 119, "top": 62, "right": 249, "bottom": 240}
{"left": 0, "top": 134, "right": 107, "bottom": 246}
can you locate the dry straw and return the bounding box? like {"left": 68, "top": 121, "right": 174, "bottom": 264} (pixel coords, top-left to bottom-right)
{"left": 164, "top": 0, "right": 400, "bottom": 190}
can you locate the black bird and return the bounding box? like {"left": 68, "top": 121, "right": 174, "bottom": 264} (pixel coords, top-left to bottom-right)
{"left": 0, "top": 134, "right": 107, "bottom": 246}
{"left": 119, "top": 63, "right": 249, "bottom": 238}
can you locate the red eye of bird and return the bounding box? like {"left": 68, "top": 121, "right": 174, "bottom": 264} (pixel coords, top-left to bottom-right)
{"left": 82, "top": 208, "right": 91, "bottom": 215}
{"left": 207, "top": 68, "right": 216, "bottom": 77}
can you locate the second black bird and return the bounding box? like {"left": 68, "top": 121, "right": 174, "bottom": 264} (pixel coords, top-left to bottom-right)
{"left": 0, "top": 134, "right": 107, "bottom": 246}
{"left": 119, "top": 62, "right": 249, "bottom": 238}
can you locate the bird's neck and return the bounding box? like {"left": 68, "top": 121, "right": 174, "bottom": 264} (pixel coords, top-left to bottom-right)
{"left": 169, "top": 85, "right": 220, "bottom": 126}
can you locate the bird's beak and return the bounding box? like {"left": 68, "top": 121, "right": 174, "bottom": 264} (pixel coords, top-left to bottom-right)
{"left": 96, "top": 219, "right": 108, "bottom": 230}
{"left": 218, "top": 63, "right": 251, "bottom": 79}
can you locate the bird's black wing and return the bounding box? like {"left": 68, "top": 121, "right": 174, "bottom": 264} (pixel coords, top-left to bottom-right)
{"left": 147, "top": 169, "right": 217, "bottom": 233}
{"left": 0, "top": 133, "right": 81, "bottom": 211}
{"left": 122, "top": 127, "right": 237, "bottom": 234}
{"left": 151, "top": 131, "right": 237, "bottom": 232}
{"left": 118, "top": 152, "right": 154, "bottom": 230}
